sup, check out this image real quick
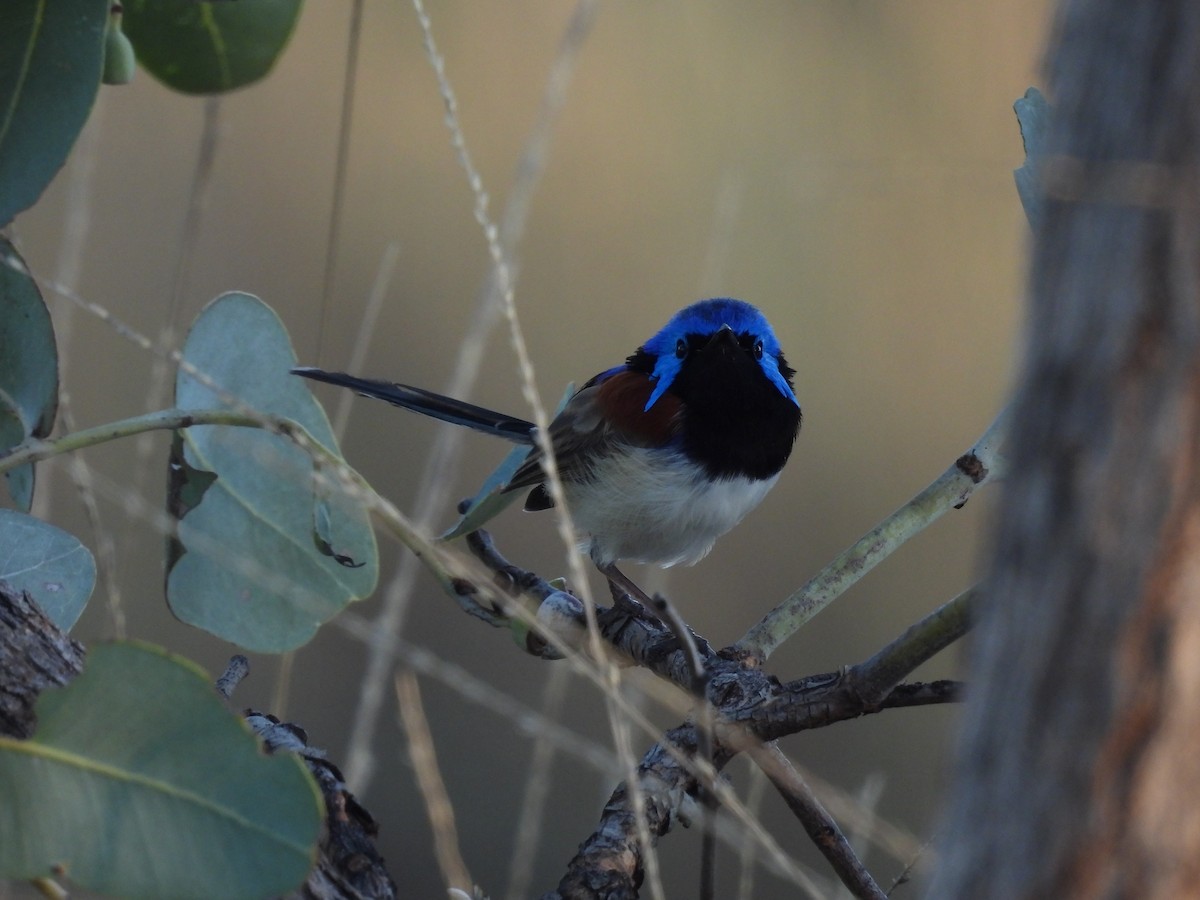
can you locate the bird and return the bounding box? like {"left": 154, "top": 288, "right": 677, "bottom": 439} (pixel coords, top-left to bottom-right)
{"left": 293, "top": 297, "right": 801, "bottom": 601}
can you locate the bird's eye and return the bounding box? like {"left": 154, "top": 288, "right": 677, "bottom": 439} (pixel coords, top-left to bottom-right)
{"left": 675, "top": 338, "right": 688, "bottom": 359}
{"left": 753, "top": 339, "right": 764, "bottom": 360}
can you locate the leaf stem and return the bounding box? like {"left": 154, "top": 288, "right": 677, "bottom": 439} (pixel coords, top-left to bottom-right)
{"left": 0, "top": 407, "right": 272, "bottom": 474}
{"left": 0, "top": 406, "right": 466, "bottom": 595}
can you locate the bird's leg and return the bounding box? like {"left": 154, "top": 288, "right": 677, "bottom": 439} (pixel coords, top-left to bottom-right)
{"left": 598, "top": 562, "right": 657, "bottom": 610}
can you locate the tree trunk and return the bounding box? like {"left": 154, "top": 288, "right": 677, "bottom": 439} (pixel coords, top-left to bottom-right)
{"left": 930, "top": 2, "right": 1200, "bottom": 898}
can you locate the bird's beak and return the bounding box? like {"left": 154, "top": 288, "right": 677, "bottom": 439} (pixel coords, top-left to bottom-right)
{"left": 705, "top": 323, "right": 738, "bottom": 351}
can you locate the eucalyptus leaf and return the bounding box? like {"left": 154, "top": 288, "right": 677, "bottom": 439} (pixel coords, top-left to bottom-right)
{"left": 0, "top": 239, "right": 59, "bottom": 511}
{"left": 0, "top": 0, "right": 108, "bottom": 226}
{"left": 0, "top": 642, "right": 321, "bottom": 899}
{"left": 123, "top": 0, "right": 303, "bottom": 95}
{"left": 0, "top": 509, "right": 94, "bottom": 631}
{"left": 169, "top": 293, "right": 377, "bottom": 652}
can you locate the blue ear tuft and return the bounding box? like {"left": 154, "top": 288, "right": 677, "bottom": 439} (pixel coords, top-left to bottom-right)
{"left": 639, "top": 298, "right": 797, "bottom": 408}
{"left": 644, "top": 355, "right": 681, "bottom": 410}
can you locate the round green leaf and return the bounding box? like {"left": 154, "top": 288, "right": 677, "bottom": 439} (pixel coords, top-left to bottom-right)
{"left": 0, "top": 0, "right": 108, "bottom": 226}
{"left": 123, "top": 0, "right": 303, "bottom": 95}
{"left": 0, "top": 642, "right": 322, "bottom": 899}
{"left": 0, "top": 509, "right": 94, "bottom": 631}
{"left": 169, "top": 293, "right": 378, "bottom": 652}
{"left": 0, "top": 238, "right": 59, "bottom": 510}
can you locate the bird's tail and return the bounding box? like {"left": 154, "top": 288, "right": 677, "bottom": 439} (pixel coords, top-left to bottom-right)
{"left": 292, "top": 367, "right": 536, "bottom": 443}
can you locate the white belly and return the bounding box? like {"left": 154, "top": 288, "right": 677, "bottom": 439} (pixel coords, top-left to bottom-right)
{"left": 562, "top": 447, "right": 778, "bottom": 567}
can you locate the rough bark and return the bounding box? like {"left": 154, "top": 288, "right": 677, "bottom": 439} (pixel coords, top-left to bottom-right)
{"left": 930, "top": 2, "right": 1200, "bottom": 897}
{"left": 249, "top": 713, "right": 399, "bottom": 900}
{"left": 0, "top": 581, "right": 86, "bottom": 738}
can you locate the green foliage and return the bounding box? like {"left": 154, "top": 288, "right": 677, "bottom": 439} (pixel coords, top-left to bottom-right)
{"left": 0, "top": 510, "right": 94, "bottom": 631}
{"left": 123, "top": 0, "right": 303, "bottom": 95}
{"left": 0, "top": 0, "right": 107, "bottom": 227}
{"left": 0, "top": 642, "right": 321, "bottom": 898}
{"left": 0, "top": 239, "right": 59, "bottom": 511}
{"left": 168, "top": 293, "right": 378, "bottom": 652}
{"left": 0, "top": 4, "right": 390, "bottom": 893}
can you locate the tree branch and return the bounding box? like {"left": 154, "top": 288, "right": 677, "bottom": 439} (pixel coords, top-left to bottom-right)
{"left": 452, "top": 518, "right": 970, "bottom": 896}
{"left": 540, "top": 658, "right": 959, "bottom": 896}
{"left": 749, "top": 743, "right": 887, "bottom": 900}
{"left": 843, "top": 584, "right": 978, "bottom": 708}
{"left": 736, "top": 409, "right": 1007, "bottom": 664}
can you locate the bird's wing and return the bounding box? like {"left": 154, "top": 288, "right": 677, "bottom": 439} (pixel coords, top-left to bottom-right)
{"left": 507, "top": 369, "right": 683, "bottom": 502}
{"left": 292, "top": 365, "right": 684, "bottom": 510}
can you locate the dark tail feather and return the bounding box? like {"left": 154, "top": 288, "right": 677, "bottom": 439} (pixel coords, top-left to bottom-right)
{"left": 292, "top": 367, "right": 536, "bottom": 443}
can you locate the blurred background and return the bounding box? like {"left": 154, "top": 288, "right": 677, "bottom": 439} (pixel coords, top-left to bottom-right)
{"left": 11, "top": 1, "right": 1051, "bottom": 896}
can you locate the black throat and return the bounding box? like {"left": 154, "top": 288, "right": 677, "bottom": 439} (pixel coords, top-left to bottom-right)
{"left": 627, "top": 341, "right": 802, "bottom": 480}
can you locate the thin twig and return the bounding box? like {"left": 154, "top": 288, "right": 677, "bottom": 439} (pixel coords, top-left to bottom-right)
{"left": 411, "top": 0, "right": 664, "bottom": 891}
{"left": 504, "top": 665, "right": 571, "bottom": 900}
{"left": 886, "top": 839, "right": 934, "bottom": 896}
{"left": 342, "top": 0, "right": 597, "bottom": 792}
{"left": 331, "top": 241, "right": 400, "bottom": 439}
{"left": 215, "top": 655, "right": 250, "bottom": 700}
{"left": 27, "top": 276, "right": 523, "bottom": 606}
{"left": 35, "top": 89, "right": 106, "bottom": 520}
{"left": 735, "top": 760, "right": 770, "bottom": 900}
{"left": 697, "top": 166, "right": 746, "bottom": 297}
{"left": 832, "top": 774, "right": 885, "bottom": 900}
{"left": 316, "top": 0, "right": 366, "bottom": 363}
{"left": 798, "top": 767, "right": 922, "bottom": 867}
{"left": 57, "top": 397, "right": 125, "bottom": 638}
{"left": 610, "top": 693, "right": 668, "bottom": 900}
{"left": 651, "top": 593, "right": 715, "bottom": 900}
{"left": 338, "top": 613, "right": 617, "bottom": 774}
{"left": 271, "top": 650, "right": 295, "bottom": 720}
{"left": 395, "top": 670, "right": 474, "bottom": 893}
{"left": 133, "top": 97, "right": 222, "bottom": 499}
{"left": 751, "top": 744, "right": 886, "bottom": 900}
